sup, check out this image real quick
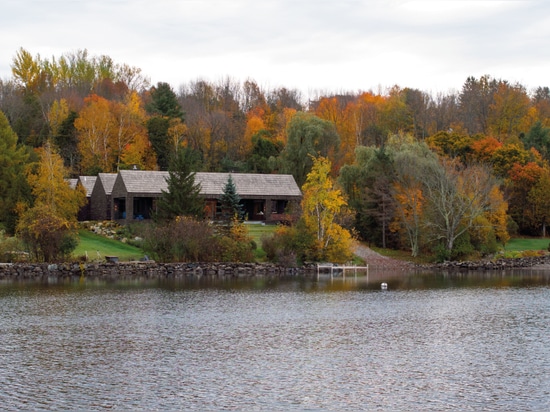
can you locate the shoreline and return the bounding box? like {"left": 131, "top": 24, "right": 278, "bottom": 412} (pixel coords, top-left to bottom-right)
{"left": 1, "top": 254, "right": 550, "bottom": 282}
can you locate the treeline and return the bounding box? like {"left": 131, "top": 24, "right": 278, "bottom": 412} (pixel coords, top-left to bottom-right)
{"left": 2, "top": 48, "right": 550, "bottom": 260}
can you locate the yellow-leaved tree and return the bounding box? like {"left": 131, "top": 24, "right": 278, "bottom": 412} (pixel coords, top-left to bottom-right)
{"left": 17, "top": 141, "right": 86, "bottom": 261}
{"left": 301, "top": 156, "right": 353, "bottom": 263}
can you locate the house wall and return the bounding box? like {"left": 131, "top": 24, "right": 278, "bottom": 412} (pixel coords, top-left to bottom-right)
{"left": 90, "top": 183, "right": 109, "bottom": 221}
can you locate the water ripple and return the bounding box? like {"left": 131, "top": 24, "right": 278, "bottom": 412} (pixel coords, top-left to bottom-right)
{"left": 0, "top": 281, "right": 549, "bottom": 410}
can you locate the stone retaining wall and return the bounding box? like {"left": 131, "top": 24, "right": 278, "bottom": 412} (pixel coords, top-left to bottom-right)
{"left": 0, "top": 261, "right": 315, "bottom": 281}
{"left": 425, "top": 255, "right": 550, "bottom": 271}
{"left": 1, "top": 255, "right": 549, "bottom": 281}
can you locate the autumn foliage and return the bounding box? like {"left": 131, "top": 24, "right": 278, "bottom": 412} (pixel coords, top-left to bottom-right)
{"left": 4, "top": 48, "right": 550, "bottom": 262}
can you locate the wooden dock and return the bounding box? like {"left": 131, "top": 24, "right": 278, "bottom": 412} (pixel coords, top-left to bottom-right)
{"left": 316, "top": 263, "right": 369, "bottom": 279}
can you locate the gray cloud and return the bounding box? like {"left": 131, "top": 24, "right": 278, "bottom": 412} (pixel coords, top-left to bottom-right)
{"left": 1, "top": 0, "right": 549, "bottom": 95}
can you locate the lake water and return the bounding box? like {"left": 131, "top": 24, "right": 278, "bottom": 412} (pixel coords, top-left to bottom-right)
{"left": 1, "top": 270, "right": 549, "bottom": 411}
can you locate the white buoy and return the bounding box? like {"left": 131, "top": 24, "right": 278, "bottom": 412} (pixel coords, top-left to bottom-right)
{"left": 381, "top": 282, "right": 388, "bottom": 290}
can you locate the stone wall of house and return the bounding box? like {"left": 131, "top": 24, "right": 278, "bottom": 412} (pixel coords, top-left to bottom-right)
{"left": 0, "top": 262, "right": 314, "bottom": 281}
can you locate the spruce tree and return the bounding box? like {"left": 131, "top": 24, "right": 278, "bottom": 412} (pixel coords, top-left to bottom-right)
{"left": 0, "top": 111, "right": 31, "bottom": 234}
{"left": 220, "top": 174, "right": 244, "bottom": 222}
{"left": 156, "top": 147, "right": 204, "bottom": 220}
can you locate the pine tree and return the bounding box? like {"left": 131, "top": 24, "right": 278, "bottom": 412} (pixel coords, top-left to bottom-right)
{"left": 0, "top": 111, "right": 31, "bottom": 234}
{"left": 156, "top": 147, "right": 204, "bottom": 220}
{"left": 220, "top": 174, "right": 244, "bottom": 222}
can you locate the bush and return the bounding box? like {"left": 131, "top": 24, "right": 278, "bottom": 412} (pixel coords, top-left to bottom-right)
{"left": 216, "top": 219, "right": 255, "bottom": 262}
{"left": 0, "top": 235, "right": 27, "bottom": 262}
{"left": 261, "top": 224, "right": 313, "bottom": 266}
{"left": 142, "top": 217, "right": 219, "bottom": 262}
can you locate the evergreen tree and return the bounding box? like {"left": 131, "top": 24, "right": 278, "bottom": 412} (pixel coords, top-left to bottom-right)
{"left": 146, "top": 82, "right": 184, "bottom": 119}
{"left": 0, "top": 111, "right": 31, "bottom": 234}
{"left": 220, "top": 175, "right": 244, "bottom": 221}
{"left": 156, "top": 147, "right": 204, "bottom": 220}
{"left": 146, "top": 82, "right": 185, "bottom": 170}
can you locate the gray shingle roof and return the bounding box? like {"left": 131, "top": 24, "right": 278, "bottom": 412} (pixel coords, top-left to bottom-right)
{"left": 78, "top": 176, "right": 97, "bottom": 197}
{"left": 117, "top": 170, "right": 170, "bottom": 194}
{"left": 97, "top": 173, "right": 118, "bottom": 195}
{"left": 195, "top": 172, "right": 302, "bottom": 198}
{"left": 115, "top": 170, "right": 301, "bottom": 198}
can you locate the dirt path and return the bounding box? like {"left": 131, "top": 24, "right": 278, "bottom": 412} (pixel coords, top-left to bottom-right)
{"left": 353, "top": 242, "right": 416, "bottom": 271}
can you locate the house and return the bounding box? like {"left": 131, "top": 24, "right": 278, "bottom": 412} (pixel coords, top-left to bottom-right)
{"left": 111, "top": 170, "right": 169, "bottom": 221}
{"left": 76, "top": 176, "right": 97, "bottom": 221}
{"left": 110, "top": 170, "right": 302, "bottom": 224}
{"left": 90, "top": 173, "right": 117, "bottom": 221}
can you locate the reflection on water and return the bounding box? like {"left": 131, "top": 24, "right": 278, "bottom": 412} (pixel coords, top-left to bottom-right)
{"left": 0, "top": 271, "right": 549, "bottom": 411}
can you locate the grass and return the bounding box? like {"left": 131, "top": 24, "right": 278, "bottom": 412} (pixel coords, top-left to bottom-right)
{"left": 246, "top": 223, "right": 278, "bottom": 261}
{"left": 504, "top": 237, "right": 550, "bottom": 252}
{"left": 370, "top": 237, "right": 550, "bottom": 263}
{"left": 246, "top": 223, "right": 278, "bottom": 244}
{"left": 72, "top": 223, "right": 277, "bottom": 263}
{"left": 73, "top": 229, "right": 144, "bottom": 262}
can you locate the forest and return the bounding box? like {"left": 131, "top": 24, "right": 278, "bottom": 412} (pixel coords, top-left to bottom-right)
{"left": 2, "top": 47, "right": 550, "bottom": 262}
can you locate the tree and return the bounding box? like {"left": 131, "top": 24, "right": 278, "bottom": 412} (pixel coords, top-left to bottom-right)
{"left": 75, "top": 94, "right": 115, "bottom": 173}
{"left": 146, "top": 116, "right": 171, "bottom": 170}
{"left": 391, "top": 142, "right": 438, "bottom": 257}
{"left": 156, "top": 147, "right": 204, "bottom": 221}
{"left": 0, "top": 111, "right": 31, "bottom": 233}
{"left": 459, "top": 75, "right": 498, "bottom": 134}
{"left": 281, "top": 112, "right": 340, "bottom": 187}
{"left": 51, "top": 110, "right": 79, "bottom": 173}
{"left": 422, "top": 158, "right": 500, "bottom": 257}
{"left": 527, "top": 169, "right": 550, "bottom": 237}
{"left": 488, "top": 82, "right": 530, "bottom": 139}
{"left": 523, "top": 121, "right": 550, "bottom": 160}
{"left": 146, "top": 82, "right": 184, "bottom": 119}
{"left": 17, "top": 142, "right": 86, "bottom": 261}
{"left": 301, "top": 156, "right": 352, "bottom": 262}
{"left": 76, "top": 92, "right": 155, "bottom": 173}
{"left": 26, "top": 141, "right": 86, "bottom": 220}
{"left": 220, "top": 174, "right": 244, "bottom": 222}
{"left": 339, "top": 145, "right": 397, "bottom": 248}
{"left": 110, "top": 91, "right": 154, "bottom": 171}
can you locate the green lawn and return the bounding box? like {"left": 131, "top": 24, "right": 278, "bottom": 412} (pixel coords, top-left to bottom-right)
{"left": 246, "top": 223, "right": 278, "bottom": 244}
{"left": 505, "top": 237, "right": 550, "bottom": 252}
{"left": 246, "top": 223, "right": 278, "bottom": 261}
{"left": 73, "top": 229, "right": 144, "bottom": 261}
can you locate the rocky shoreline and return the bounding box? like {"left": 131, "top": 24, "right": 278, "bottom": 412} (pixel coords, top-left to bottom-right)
{"left": 1, "top": 254, "right": 550, "bottom": 282}
{"left": 0, "top": 261, "right": 314, "bottom": 281}
{"left": 425, "top": 254, "right": 550, "bottom": 271}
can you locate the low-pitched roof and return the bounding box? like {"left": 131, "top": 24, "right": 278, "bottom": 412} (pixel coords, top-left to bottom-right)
{"left": 114, "top": 170, "right": 301, "bottom": 198}
{"left": 195, "top": 172, "right": 302, "bottom": 198}
{"left": 78, "top": 176, "right": 97, "bottom": 197}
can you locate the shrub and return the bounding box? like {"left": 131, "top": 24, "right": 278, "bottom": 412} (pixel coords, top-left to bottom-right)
{"left": 141, "top": 217, "right": 219, "bottom": 262}
{"left": 216, "top": 219, "right": 255, "bottom": 262}
{"left": 0, "top": 236, "right": 27, "bottom": 262}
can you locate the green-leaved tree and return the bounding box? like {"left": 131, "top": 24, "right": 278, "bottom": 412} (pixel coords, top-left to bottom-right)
{"left": 156, "top": 147, "right": 204, "bottom": 221}
{"left": 0, "top": 111, "right": 31, "bottom": 234}
{"left": 220, "top": 175, "right": 244, "bottom": 222}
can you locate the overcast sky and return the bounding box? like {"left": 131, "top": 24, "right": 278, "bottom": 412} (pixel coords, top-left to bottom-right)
{"left": 2, "top": 0, "right": 549, "bottom": 97}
